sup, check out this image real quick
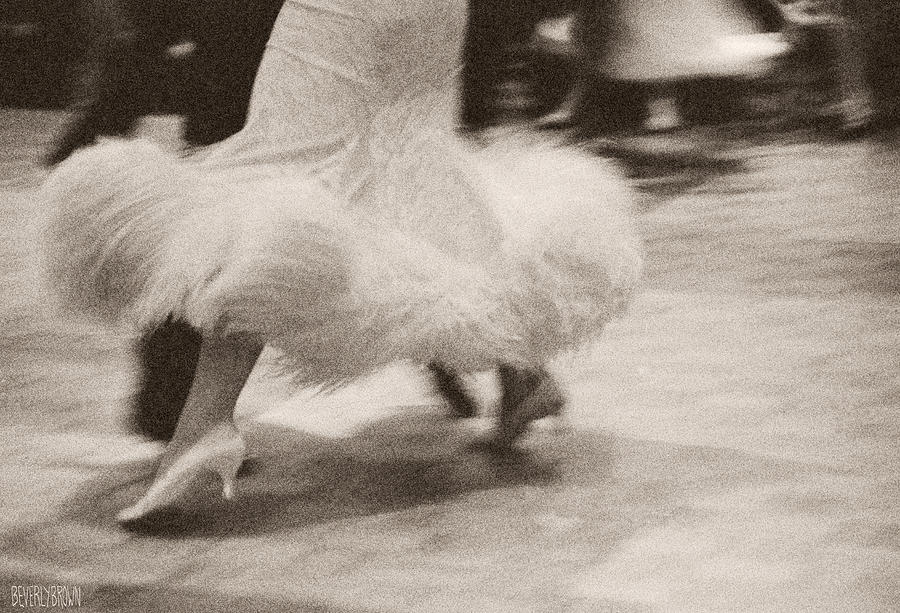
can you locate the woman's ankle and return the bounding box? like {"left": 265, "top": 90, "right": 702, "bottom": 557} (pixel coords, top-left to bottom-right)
{"left": 160, "top": 421, "right": 239, "bottom": 469}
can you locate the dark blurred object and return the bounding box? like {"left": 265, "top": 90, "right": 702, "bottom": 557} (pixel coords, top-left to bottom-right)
{"left": 459, "top": 0, "right": 545, "bottom": 131}
{"left": 43, "top": 0, "right": 174, "bottom": 164}
{"left": 849, "top": 0, "right": 900, "bottom": 123}
{"left": 692, "top": 0, "right": 893, "bottom": 132}
{"left": 132, "top": 318, "right": 203, "bottom": 441}
{"left": 44, "top": 0, "right": 284, "bottom": 164}
{"left": 460, "top": 0, "right": 589, "bottom": 131}
{"left": 0, "top": 0, "right": 283, "bottom": 121}
{"left": 0, "top": 0, "right": 79, "bottom": 108}
{"left": 180, "top": 0, "right": 284, "bottom": 146}
{"left": 459, "top": 0, "right": 653, "bottom": 136}
{"left": 528, "top": 2, "right": 647, "bottom": 135}
{"left": 778, "top": 0, "right": 874, "bottom": 133}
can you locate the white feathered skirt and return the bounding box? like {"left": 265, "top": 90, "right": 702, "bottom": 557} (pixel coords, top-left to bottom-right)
{"left": 39, "top": 127, "right": 642, "bottom": 387}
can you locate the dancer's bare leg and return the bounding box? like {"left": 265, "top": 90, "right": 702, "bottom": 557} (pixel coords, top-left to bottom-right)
{"left": 118, "top": 333, "right": 264, "bottom": 522}
{"left": 158, "top": 333, "right": 264, "bottom": 473}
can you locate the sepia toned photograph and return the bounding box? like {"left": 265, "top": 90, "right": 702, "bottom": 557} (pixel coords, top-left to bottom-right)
{"left": 0, "top": 0, "right": 897, "bottom": 611}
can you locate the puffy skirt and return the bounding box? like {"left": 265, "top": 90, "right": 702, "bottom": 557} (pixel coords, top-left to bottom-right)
{"left": 39, "top": 126, "right": 642, "bottom": 386}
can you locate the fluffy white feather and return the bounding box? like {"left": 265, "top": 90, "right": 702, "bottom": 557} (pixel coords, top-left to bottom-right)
{"left": 40, "top": 127, "right": 642, "bottom": 386}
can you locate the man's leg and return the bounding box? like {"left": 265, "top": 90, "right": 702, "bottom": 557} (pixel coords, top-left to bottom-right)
{"left": 460, "top": 0, "right": 550, "bottom": 131}
{"left": 45, "top": 0, "right": 146, "bottom": 165}
{"left": 566, "top": 0, "right": 645, "bottom": 136}
{"left": 131, "top": 319, "right": 203, "bottom": 441}
{"left": 494, "top": 364, "right": 565, "bottom": 448}
{"left": 429, "top": 363, "right": 478, "bottom": 418}
{"left": 181, "top": 0, "right": 284, "bottom": 146}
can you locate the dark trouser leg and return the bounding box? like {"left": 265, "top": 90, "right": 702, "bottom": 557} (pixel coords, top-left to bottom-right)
{"left": 567, "top": 0, "right": 644, "bottom": 136}
{"left": 429, "top": 362, "right": 478, "bottom": 418}
{"left": 45, "top": 0, "right": 149, "bottom": 165}
{"left": 131, "top": 319, "right": 203, "bottom": 441}
{"left": 819, "top": 19, "right": 874, "bottom": 133}
{"left": 181, "top": 0, "right": 283, "bottom": 146}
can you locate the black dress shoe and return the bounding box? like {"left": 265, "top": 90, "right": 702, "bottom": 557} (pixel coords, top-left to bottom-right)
{"left": 494, "top": 364, "right": 565, "bottom": 448}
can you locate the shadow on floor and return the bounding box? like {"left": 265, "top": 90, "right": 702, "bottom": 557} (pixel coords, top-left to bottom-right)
{"left": 53, "top": 407, "right": 821, "bottom": 542}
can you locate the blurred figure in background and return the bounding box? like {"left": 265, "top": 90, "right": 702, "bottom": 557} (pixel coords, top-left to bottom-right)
{"left": 460, "top": 0, "right": 789, "bottom": 139}
{"left": 530, "top": 2, "right": 629, "bottom": 133}
{"left": 45, "top": 0, "right": 284, "bottom": 443}
{"left": 460, "top": 0, "right": 651, "bottom": 135}
{"left": 459, "top": 0, "right": 602, "bottom": 132}
{"left": 510, "top": 0, "right": 876, "bottom": 139}
{"left": 45, "top": 0, "right": 284, "bottom": 165}
{"left": 585, "top": 0, "right": 788, "bottom": 133}
{"left": 777, "top": 0, "right": 874, "bottom": 133}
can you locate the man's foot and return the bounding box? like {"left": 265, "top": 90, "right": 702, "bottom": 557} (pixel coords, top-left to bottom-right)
{"left": 493, "top": 365, "right": 565, "bottom": 448}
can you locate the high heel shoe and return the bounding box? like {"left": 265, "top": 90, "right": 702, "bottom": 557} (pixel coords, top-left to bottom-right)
{"left": 493, "top": 365, "right": 566, "bottom": 449}
{"left": 116, "top": 423, "right": 246, "bottom": 523}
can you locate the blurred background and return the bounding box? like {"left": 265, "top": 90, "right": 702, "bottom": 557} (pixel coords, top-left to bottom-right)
{"left": 2, "top": 0, "right": 898, "bottom": 136}
{"left": 1, "top": 1, "right": 898, "bottom": 611}
{"left": 0, "top": 0, "right": 900, "bottom": 130}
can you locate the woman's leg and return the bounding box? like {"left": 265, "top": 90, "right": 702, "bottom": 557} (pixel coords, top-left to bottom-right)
{"left": 118, "top": 333, "right": 263, "bottom": 521}
{"left": 157, "top": 333, "right": 264, "bottom": 473}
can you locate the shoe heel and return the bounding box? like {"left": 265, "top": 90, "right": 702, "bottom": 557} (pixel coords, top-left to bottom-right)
{"left": 217, "top": 457, "right": 242, "bottom": 501}
{"left": 221, "top": 473, "right": 236, "bottom": 501}
{"left": 213, "top": 437, "right": 245, "bottom": 501}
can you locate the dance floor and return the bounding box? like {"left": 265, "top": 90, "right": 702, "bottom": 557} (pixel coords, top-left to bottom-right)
{"left": 1, "top": 109, "right": 898, "bottom": 612}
